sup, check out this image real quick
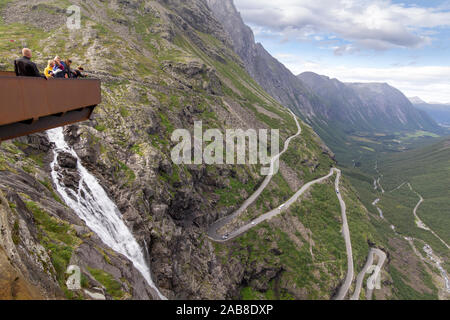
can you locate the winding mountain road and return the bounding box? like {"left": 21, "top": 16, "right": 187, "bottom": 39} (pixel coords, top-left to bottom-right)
{"left": 207, "top": 110, "right": 302, "bottom": 240}
{"left": 409, "top": 184, "right": 450, "bottom": 250}
{"left": 207, "top": 111, "right": 355, "bottom": 300}
{"left": 333, "top": 169, "right": 355, "bottom": 301}
{"left": 208, "top": 167, "right": 355, "bottom": 300}
{"left": 209, "top": 168, "right": 340, "bottom": 242}
{"left": 350, "top": 248, "right": 387, "bottom": 300}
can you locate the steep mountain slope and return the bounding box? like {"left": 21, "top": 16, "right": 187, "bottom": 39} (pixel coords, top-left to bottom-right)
{"left": 297, "top": 72, "right": 442, "bottom": 163}
{"left": 206, "top": 0, "right": 443, "bottom": 167}
{"left": 299, "top": 72, "right": 439, "bottom": 133}
{"left": 205, "top": 0, "right": 320, "bottom": 118}
{"left": 302, "top": 72, "right": 445, "bottom": 156}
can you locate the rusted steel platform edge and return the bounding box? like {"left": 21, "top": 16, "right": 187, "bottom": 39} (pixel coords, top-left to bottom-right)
{"left": 0, "top": 106, "right": 95, "bottom": 142}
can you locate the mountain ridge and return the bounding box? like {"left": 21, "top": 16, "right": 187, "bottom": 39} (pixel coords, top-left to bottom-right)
{"left": 410, "top": 100, "right": 450, "bottom": 126}
{"left": 298, "top": 71, "right": 440, "bottom": 133}
{"left": 206, "top": 0, "right": 443, "bottom": 167}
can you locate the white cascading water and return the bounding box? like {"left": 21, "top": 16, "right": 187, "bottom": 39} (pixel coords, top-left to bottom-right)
{"left": 47, "top": 127, "right": 167, "bottom": 300}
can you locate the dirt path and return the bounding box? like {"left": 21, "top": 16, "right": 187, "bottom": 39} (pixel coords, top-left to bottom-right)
{"left": 408, "top": 184, "right": 450, "bottom": 250}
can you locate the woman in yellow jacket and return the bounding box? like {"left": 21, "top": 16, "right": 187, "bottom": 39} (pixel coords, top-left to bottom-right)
{"left": 44, "top": 60, "right": 55, "bottom": 78}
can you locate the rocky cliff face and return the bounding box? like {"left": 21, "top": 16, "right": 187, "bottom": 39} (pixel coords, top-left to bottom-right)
{"left": 205, "top": 0, "right": 320, "bottom": 119}
{"left": 0, "top": 134, "right": 155, "bottom": 300}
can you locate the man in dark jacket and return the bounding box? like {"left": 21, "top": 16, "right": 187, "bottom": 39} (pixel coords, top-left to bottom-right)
{"left": 72, "top": 65, "right": 87, "bottom": 79}
{"left": 14, "top": 48, "right": 45, "bottom": 78}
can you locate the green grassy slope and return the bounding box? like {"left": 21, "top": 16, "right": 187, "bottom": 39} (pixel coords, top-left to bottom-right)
{"left": 379, "top": 138, "right": 450, "bottom": 246}
{"left": 341, "top": 137, "right": 450, "bottom": 299}
{"left": 215, "top": 178, "right": 385, "bottom": 299}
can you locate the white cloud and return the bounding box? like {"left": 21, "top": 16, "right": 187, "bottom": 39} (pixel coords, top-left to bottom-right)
{"left": 234, "top": 0, "right": 450, "bottom": 50}
{"left": 274, "top": 52, "right": 450, "bottom": 102}
{"left": 333, "top": 44, "right": 360, "bottom": 56}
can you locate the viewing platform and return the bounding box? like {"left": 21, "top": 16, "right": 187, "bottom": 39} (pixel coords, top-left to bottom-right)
{"left": 0, "top": 71, "right": 101, "bottom": 141}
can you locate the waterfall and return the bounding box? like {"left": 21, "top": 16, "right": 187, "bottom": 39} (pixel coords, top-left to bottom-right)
{"left": 47, "top": 127, "right": 167, "bottom": 300}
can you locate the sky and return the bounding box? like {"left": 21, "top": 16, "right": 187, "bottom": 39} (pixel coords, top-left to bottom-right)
{"left": 233, "top": 0, "right": 450, "bottom": 103}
